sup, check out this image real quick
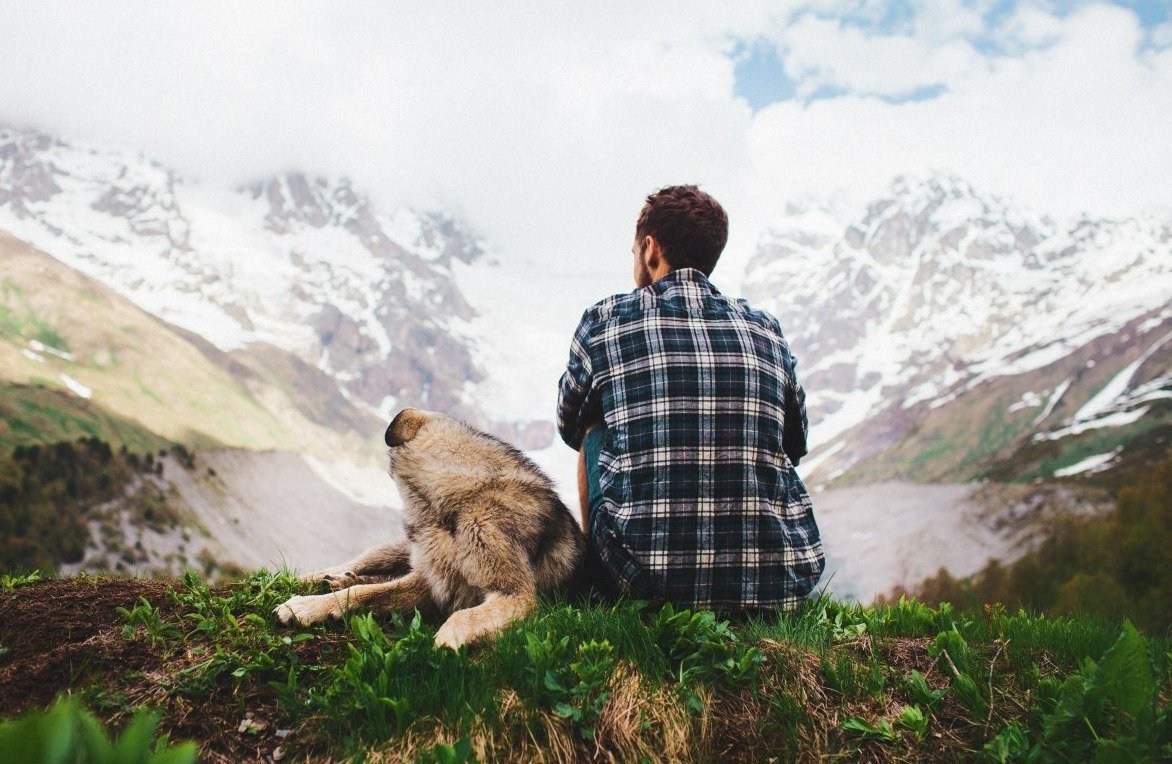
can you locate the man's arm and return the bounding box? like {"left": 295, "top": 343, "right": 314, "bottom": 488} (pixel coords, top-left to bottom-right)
{"left": 782, "top": 350, "right": 809, "bottom": 467}
{"left": 557, "top": 308, "right": 602, "bottom": 450}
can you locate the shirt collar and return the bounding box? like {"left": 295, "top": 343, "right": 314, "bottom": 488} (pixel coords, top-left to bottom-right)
{"left": 646, "top": 268, "right": 720, "bottom": 298}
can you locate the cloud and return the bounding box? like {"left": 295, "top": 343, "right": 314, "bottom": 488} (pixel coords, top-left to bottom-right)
{"left": 775, "top": 14, "right": 985, "bottom": 98}
{"left": 744, "top": 3, "right": 1172, "bottom": 234}
{"left": 1152, "top": 20, "right": 1172, "bottom": 48}
{"left": 0, "top": 0, "right": 1168, "bottom": 296}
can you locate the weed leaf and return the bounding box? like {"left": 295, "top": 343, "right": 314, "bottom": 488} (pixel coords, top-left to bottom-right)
{"left": 1096, "top": 620, "right": 1155, "bottom": 719}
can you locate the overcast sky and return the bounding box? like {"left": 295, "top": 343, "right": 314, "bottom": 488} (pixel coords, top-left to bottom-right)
{"left": 1, "top": 1, "right": 1169, "bottom": 286}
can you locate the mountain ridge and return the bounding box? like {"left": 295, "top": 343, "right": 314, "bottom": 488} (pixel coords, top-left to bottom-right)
{"left": 745, "top": 172, "right": 1171, "bottom": 486}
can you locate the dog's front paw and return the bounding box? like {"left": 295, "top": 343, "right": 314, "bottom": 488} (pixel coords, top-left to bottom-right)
{"left": 275, "top": 594, "right": 342, "bottom": 625}
{"left": 434, "top": 622, "right": 466, "bottom": 651}
{"left": 434, "top": 612, "right": 478, "bottom": 651}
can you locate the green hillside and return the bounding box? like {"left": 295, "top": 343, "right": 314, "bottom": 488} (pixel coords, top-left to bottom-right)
{"left": 0, "top": 230, "right": 378, "bottom": 458}
{"left": 902, "top": 454, "right": 1172, "bottom": 635}
{"left": 0, "top": 573, "right": 1168, "bottom": 762}
{"left": 0, "top": 382, "right": 169, "bottom": 454}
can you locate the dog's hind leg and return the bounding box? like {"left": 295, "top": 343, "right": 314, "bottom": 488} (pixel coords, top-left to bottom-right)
{"left": 276, "top": 570, "right": 432, "bottom": 626}
{"left": 298, "top": 537, "right": 412, "bottom": 590}
{"left": 433, "top": 522, "right": 539, "bottom": 649}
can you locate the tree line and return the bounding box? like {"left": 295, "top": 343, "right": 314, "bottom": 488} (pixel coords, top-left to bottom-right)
{"left": 0, "top": 438, "right": 164, "bottom": 572}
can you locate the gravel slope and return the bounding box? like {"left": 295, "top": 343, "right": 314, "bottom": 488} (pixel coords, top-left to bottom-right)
{"left": 165, "top": 449, "right": 400, "bottom": 573}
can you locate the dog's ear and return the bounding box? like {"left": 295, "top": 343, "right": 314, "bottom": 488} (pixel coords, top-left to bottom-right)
{"left": 386, "top": 408, "right": 427, "bottom": 447}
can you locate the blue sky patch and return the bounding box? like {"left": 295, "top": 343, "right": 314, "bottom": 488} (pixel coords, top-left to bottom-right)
{"left": 1092, "top": 0, "right": 1168, "bottom": 26}
{"left": 732, "top": 39, "right": 797, "bottom": 112}
{"left": 876, "top": 83, "right": 949, "bottom": 104}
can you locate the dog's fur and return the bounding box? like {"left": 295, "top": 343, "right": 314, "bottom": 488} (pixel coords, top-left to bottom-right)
{"left": 275, "top": 408, "right": 585, "bottom": 649}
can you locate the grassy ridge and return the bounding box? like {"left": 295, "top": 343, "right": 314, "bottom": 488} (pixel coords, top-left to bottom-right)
{"left": 0, "top": 383, "right": 171, "bottom": 454}
{"left": 0, "top": 231, "right": 351, "bottom": 454}
{"left": 0, "top": 572, "right": 1168, "bottom": 762}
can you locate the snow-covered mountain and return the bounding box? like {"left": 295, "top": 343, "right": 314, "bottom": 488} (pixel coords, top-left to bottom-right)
{"left": 0, "top": 124, "right": 488, "bottom": 428}
{"left": 745, "top": 174, "right": 1172, "bottom": 485}
{"left": 4, "top": 122, "right": 1169, "bottom": 491}
{"left": 4, "top": 124, "right": 1169, "bottom": 592}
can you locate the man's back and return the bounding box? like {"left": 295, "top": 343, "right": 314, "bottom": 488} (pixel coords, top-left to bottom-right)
{"left": 558, "top": 267, "right": 825, "bottom": 611}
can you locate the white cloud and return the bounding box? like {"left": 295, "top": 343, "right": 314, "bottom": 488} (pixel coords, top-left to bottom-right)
{"left": 908, "top": 0, "right": 987, "bottom": 42}
{"left": 999, "top": 4, "right": 1068, "bottom": 50}
{"left": 0, "top": 0, "right": 1168, "bottom": 296}
{"left": 775, "top": 14, "right": 985, "bottom": 97}
{"left": 1152, "top": 21, "right": 1172, "bottom": 49}
{"left": 744, "top": 3, "right": 1172, "bottom": 231}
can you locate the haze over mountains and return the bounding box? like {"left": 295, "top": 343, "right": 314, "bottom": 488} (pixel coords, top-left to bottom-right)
{"left": 1, "top": 123, "right": 1169, "bottom": 596}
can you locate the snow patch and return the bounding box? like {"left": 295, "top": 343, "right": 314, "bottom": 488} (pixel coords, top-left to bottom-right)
{"left": 1032, "top": 378, "right": 1073, "bottom": 426}
{"left": 1073, "top": 330, "right": 1172, "bottom": 422}
{"left": 1037, "top": 407, "right": 1149, "bottom": 441}
{"left": 60, "top": 374, "right": 92, "bottom": 399}
{"left": 797, "top": 440, "right": 846, "bottom": 481}
{"left": 1054, "top": 448, "right": 1121, "bottom": 478}
{"left": 1008, "top": 391, "right": 1042, "bottom": 413}
{"left": 29, "top": 339, "right": 74, "bottom": 361}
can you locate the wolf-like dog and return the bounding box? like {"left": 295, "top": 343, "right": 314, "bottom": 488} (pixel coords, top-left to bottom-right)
{"left": 275, "top": 408, "right": 585, "bottom": 649}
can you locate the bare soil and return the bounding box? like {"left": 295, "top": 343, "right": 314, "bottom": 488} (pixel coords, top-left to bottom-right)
{"left": 0, "top": 578, "right": 174, "bottom": 716}
{"left": 0, "top": 578, "right": 345, "bottom": 762}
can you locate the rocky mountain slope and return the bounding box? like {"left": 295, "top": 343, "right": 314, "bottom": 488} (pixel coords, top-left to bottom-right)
{"left": 0, "top": 231, "right": 400, "bottom": 576}
{"left": 0, "top": 123, "right": 565, "bottom": 577}
{"left": 744, "top": 174, "right": 1171, "bottom": 487}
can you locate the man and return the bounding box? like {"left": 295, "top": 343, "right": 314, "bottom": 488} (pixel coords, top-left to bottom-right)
{"left": 557, "top": 185, "right": 824, "bottom": 613}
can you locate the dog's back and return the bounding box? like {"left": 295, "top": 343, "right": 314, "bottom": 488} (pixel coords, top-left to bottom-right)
{"left": 387, "top": 412, "right": 584, "bottom": 596}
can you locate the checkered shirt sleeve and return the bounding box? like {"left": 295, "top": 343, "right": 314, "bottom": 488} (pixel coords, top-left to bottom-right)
{"left": 557, "top": 268, "right": 825, "bottom": 611}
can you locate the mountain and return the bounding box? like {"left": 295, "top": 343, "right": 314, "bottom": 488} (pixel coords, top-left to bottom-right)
{"left": 0, "top": 229, "right": 317, "bottom": 451}
{"left": 744, "top": 174, "right": 1172, "bottom": 488}
{"left": 0, "top": 227, "right": 406, "bottom": 575}
{"left": 0, "top": 124, "right": 512, "bottom": 574}
{"left": 5, "top": 121, "right": 1169, "bottom": 598}
{"left": 0, "top": 124, "right": 490, "bottom": 430}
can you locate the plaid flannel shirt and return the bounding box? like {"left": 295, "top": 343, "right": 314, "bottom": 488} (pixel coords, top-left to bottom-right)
{"left": 557, "top": 268, "right": 825, "bottom": 611}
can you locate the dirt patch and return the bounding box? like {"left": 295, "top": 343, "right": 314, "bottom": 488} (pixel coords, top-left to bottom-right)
{"left": 0, "top": 578, "right": 349, "bottom": 762}
{"left": 0, "top": 578, "right": 176, "bottom": 716}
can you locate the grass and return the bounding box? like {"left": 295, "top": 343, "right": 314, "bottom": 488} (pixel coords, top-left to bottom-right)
{"left": 0, "top": 278, "right": 70, "bottom": 353}
{"left": 1, "top": 571, "right": 1168, "bottom": 762}
{"left": 0, "top": 383, "right": 172, "bottom": 454}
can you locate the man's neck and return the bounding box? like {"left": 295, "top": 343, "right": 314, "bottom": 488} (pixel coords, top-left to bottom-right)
{"left": 647, "top": 264, "right": 676, "bottom": 284}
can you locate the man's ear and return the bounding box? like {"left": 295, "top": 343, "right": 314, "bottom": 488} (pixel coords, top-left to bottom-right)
{"left": 643, "top": 236, "right": 663, "bottom": 271}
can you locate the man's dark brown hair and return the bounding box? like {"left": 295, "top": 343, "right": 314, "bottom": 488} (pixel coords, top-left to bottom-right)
{"left": 635, "top": 185, "right": 729, "bottom": 275}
